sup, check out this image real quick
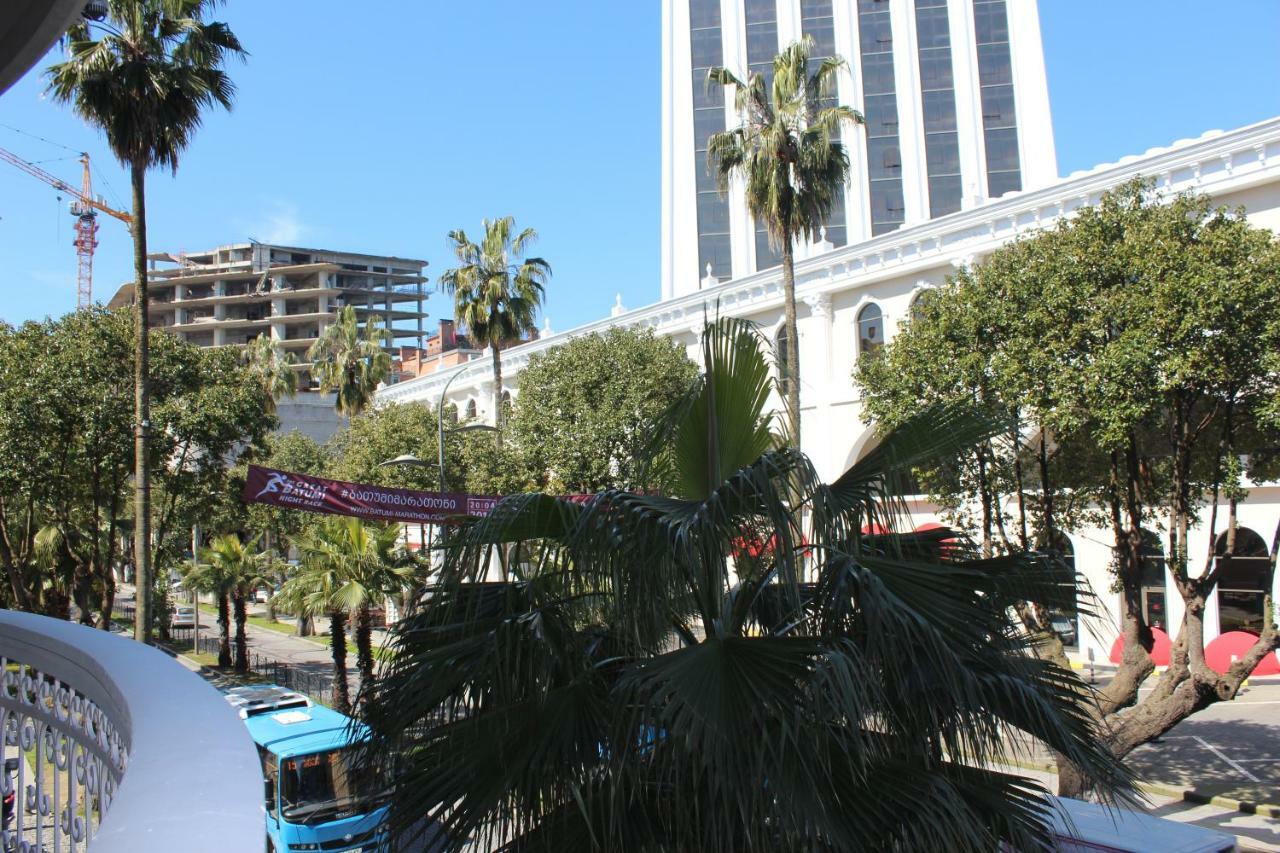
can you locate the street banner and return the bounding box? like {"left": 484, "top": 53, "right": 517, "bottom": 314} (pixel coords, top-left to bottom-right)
{"left": 242, "top": 465, "right": 500, "bottom": 525}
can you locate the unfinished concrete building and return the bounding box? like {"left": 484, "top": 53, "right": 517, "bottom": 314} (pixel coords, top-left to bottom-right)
{"left": 107, "top": 242, "right": 429, "bottom": 388}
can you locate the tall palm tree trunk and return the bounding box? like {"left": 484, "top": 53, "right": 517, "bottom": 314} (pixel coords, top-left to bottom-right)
{"left": 217, "top": 592, "right": 231, "bottom": 668}
{"left": 329, "top": 610, "right": 352, "bottom": 714}
{"left": 781, "top": 235, "right": 801, "bottom": 446}
{"left": 131, "top": 160, "right": 153, "bottom": 644}
{"left": 355, "top": 603, "right": 375, "bottom": 692}
{"left": 233, "top": 590, "right": 249, "bottom": 673}
{"left": 491, "top": 341, "right": 504, "bottom": 441}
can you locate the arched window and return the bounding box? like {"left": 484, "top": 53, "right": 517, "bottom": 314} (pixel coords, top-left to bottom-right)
{"left": 464, "top": 399, "right": 478, "bottom": 421}
{"left": 909, "top": 289, "right": 934, "bottom": 324}
{"left": 775, "top": 326, "right": 798, "bottom": 400}
{"left": 501, "top": 391, "right": 513, "bottom": 420}
{"left": 1140, "top": 530, "right": 1167, "bottom": 631}
{"left": 857, "top": 303, "right": 883, "bottom": 360}
{"left": 1215, "top": 528, "right": 1272, "bottom": 635}
{"left": 1047, "top": 532, "right": 1078, "bottom": 649}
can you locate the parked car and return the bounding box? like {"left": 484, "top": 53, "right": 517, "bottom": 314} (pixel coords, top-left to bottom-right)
{"left": 170, "top": 605, "right": 197, "bottom": 630}
{"left": 1048, "top": 614, "right": 1077, "bottom": 647}
{"left": 254, "top": 588, "right": 271, "bottom": 604}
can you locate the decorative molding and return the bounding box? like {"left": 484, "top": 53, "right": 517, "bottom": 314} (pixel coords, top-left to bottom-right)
{"left": 377, "top": 118, "right": 1280, "bottom": 408}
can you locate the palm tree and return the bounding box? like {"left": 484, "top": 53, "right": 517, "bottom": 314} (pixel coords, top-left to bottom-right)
{"left": 707, "top": 37, "right": 862, "bottom": 446}
{"left": 243, "top": 333, "right": 298, "bottom": 414}
{"left": 440, "top": 217, "right": 550, "bottom": 433}
{"left": 355, "top": 318, "right": 1131, "bottom": 852}
{"left": 279, "top": 517, "right": 414, "bottom": 712}
{"left": 47, "top": 1, "right": 245, "bottom": 645}
{"left": 307, "top": 306, "right": 392, "bottom": 418}
{"left": 275, "top": 535, "right": 353, "bottom": 714}
{"left": 187, "top": 534, "right": 265, "bottom": 673}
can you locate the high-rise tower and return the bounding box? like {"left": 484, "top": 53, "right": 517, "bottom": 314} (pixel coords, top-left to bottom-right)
{"left": 661, "top": 0, "right": 1057, "bottom": 299}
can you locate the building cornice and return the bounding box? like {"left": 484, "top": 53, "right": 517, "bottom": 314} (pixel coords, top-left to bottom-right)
{"left": 378, "top": 117, "right": 1280, "bottom": 406}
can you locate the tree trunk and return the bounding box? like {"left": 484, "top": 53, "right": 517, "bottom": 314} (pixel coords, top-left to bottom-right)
{"left": 491, "top": 340, "right": 504, "bottom": 444}
{"left": 329, "top": 610, "right": 351, "bottom": 715}
{"left": 217, "top": 592, "right": 231, "bottom": 669}
{"left": 781, "top": 236, "right": 801, "bottom": 447}
{"left": 131, "top": 159, "right": 153, "bottom": 645}
{"left": 1037, "top": 424, "right": 1053, "bottom": 548}
{"left": 355, "top": 603, "right": 375, "bottom": 694}
{"left": 233, "top": 590, "right": 249, "bottom": 674}
{"left": 98, "top": 495, "right": 120, "bottom": 630}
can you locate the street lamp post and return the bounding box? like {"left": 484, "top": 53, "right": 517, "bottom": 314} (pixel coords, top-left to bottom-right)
{"left": 378, "top": 454, "right": 432, "bottom": 554}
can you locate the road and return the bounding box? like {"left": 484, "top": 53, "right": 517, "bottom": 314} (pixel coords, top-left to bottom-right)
{"left": 1126, "top": 679, "right": 1280, "bottom": 805}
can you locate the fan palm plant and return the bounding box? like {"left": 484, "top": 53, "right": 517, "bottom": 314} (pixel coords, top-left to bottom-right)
{"left": 47, "top": 0, "right": 245, "bottom": 645}
{"left": 707, "top": 37, "right": 863, "bottom": 446}
{"left": 278, "top": 517, "right": 415, "bottom": 712}
{"left": 307, "top": 306, "right": 392, "bottom": 418}
{"left": 356, "top": 318, "right": 1131, "bottom": 852}
{"left": 187, "top": 534, "right": 266, "bottom": 672}
{"left": 243, "top": 333, "right": 298, "bottom": 414}
{"left": 440, "top": 217, "right": 550, "bottom": 433}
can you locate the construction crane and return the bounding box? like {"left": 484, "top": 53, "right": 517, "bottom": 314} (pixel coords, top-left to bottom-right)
{"left": 0, "top": 147, "right": 132, "bottom": 308}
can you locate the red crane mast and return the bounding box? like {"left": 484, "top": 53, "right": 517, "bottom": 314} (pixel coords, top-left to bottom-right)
{"left": 0, "top": 147, "right": 132, "bottom": 308}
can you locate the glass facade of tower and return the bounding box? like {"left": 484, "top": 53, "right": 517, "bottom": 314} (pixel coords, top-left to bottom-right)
{"left": 974, "top": 0, "right": 1021, "bottom": 197}
{"left": 691, "top": 0, "right": 731, "bottom": 282}
{"left": 670, "top": 0, "right": 1045, "bottom": 295}
{"left": 858, "top": 0, "right": 905, "bottom": 235}
{"left": 745, "top": 0, "right": 783, "bottom": 269}
{"left": 801, "top": 0, "right": 849, "bottom": 248}
{"left": 915, "top": 0, "right": 962, "bottom": 217}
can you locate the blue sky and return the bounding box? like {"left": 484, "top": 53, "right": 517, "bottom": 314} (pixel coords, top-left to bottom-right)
{"left": 0, "top": 1, "right": 1277, "bottom": 333}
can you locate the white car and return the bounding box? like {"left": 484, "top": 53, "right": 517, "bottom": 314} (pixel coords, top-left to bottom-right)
{"left": 170, "top": 605, "right": 197, "bottom": 630}
{"left": 254, "top": 588, "right": 271, "bottom": 604}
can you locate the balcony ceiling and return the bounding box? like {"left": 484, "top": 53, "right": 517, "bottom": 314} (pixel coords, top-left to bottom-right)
{"left": 0, "top": 0, "right": 85, "bottom": 96}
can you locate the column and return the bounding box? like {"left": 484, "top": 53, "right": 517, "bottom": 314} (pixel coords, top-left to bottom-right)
{"left": 947, "top": 0, "right": 988, "bottom": 209}
{"left": 889, "top": 0, "right": 929, "bottom": 226}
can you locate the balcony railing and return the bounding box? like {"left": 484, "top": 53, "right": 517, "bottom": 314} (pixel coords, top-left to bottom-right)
{"left": 0, "top": 611, "right": 262, "bottom": 851}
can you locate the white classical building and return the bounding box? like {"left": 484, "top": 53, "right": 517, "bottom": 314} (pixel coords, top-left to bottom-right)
{"left": 380, "top": 116, "right": 1280, "bottom": 665}
{"left": 662, "top": 0, "right": 1057, "bottom": 300}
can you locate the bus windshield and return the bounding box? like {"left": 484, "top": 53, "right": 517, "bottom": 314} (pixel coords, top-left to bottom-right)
{"left": 279, "top": 747, "right": 382, "bottom": 823}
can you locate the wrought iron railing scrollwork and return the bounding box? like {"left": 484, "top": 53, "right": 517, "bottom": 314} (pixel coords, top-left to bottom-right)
{"left": 0, "top": 661, "right": 128, "bottom": 852}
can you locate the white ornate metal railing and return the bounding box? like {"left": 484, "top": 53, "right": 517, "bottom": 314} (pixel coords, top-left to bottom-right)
{"left": 0, "top": 610, "right": 263, "bottom": 852}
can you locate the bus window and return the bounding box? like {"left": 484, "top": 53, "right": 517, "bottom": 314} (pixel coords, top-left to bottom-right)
{"left": 279, "top": 748, "right": 382, "bottom": 824}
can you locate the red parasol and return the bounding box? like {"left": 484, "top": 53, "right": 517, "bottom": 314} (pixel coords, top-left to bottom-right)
{"left": 1204, "top": 631, "right": 1280, "bottom": 676}
{"left": 1109, "top": 627, "right": 1172, "bottom": 666}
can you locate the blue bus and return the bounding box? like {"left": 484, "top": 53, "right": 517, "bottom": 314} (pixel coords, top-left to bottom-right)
{"left": 225, "top": 686, "right": 388, "bottom": 853}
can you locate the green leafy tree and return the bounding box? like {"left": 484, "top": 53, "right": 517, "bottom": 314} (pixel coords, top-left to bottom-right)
{"left": 440, "top": 217, "right": 550, "bottom": 434}
{"left": 356, "top": 319, "right": 1127, "bottom": 852}
{"left": 327, "top": 402, "right": 459, "bottom": 491}
{"left": 47, "top": 0, "right": 245, "bottom": 644}
{"left": 150, "top": 344, "right": 275, "bottom": 635}
{"left": 244, "top": 333, "right": 298, "bottom": 413}
{"left": 0, "top": 311, "right": 270, "bottom": 629}
{"left": 307, "top": 305, "right": 392, "bottom": 418}
{"left": 856, "top": 180, "right": 1280, "bottom": 796}
{"left": 509, "top": 327, "right": 698, "bottom": 492}
{"left": 708, "top": 37, "right": 862, "bottom": 446}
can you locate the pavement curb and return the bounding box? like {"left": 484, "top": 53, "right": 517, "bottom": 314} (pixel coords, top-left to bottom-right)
{"left": 1002, "top": 757, "right": 1280, "bottom": 819}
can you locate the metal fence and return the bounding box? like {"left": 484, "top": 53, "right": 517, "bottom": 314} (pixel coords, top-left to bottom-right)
{"left": 161, "top": 627, "right": 337, "bottom": 707}
{"left": 111, "top": 602, "right": 339, "bottom": 707}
